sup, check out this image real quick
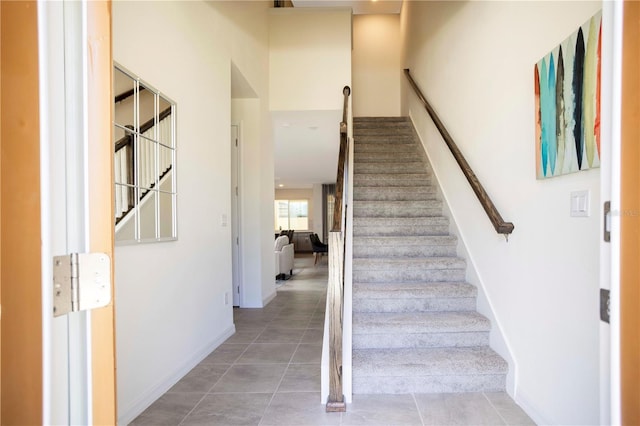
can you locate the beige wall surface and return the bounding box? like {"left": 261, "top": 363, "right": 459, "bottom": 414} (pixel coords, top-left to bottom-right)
{"left": 352, "top": 14, "right": 401, "bottom": 117}
{"left": 113, "top": 1, "right": 273, "bottom": 423}
{"left": 269, "top": 8, "right": 352, "bottom": 111}
{"left": 401, "top": 2, "right": 602, "bottom": 425}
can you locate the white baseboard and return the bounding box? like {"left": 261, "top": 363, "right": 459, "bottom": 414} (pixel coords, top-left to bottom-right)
{"left": 117, "top": 324, "right": 236, "bottom": 425}
{"left": 263, "top": 288, "right": 277, "bottom": 306}
{"left": 515, "top": 388, "right": 554, "bottom": 426}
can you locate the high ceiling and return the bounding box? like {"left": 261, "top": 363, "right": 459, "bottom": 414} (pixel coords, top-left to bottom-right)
{"left": 273, "top": 110, "right": 342, "bottom": 189}
{"left": 274, "top": 1, "right": 403, "bottom": 190}
{"left": 291, "top": 0, "right": 403, "bottom": 15}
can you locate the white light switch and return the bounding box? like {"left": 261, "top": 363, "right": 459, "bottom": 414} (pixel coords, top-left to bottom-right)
{"left": 221, "top": 214, "right": 228, "bottom": 226}
{"left": 570, "top": 190, "right": 590, "bottom": 217}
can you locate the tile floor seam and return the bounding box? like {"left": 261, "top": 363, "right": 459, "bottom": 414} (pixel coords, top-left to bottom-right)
{"left": 482, "top": 391, "right": 509, "bottom": 425}
{"left": 410, "top": 392, "right": 426, "bottom": 426}
{"left": 175, "top": 390, "right": 212, "bottom": 426}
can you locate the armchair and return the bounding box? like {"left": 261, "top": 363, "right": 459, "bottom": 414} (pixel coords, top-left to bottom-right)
{"left": 274, "top": 235, "right": 294, "bottom": 279}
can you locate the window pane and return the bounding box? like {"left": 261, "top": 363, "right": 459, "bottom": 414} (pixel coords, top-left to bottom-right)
{"left": 289, "top": 200, "right": 308, "bottom": 230}
{"left": 275, "top": 200, "right": 289, "bottom": 230}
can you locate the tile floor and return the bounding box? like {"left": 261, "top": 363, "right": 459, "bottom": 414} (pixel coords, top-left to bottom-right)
{"left": 131, "top": 254, "right": 535, "bottom": 426}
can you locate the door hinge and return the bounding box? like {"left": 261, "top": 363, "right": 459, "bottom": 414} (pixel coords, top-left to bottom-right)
{"left": 235, "top": 138, "right": 238, "bottom": 147}
{"left": 236, "top": 237, "right": 239, "bottom": 245}
{"left": 236, "top": 186, "right": 238, "bottom": 196}
{"left": 53, "top": 253, "right": 111, "bottom": 317}
{"left": 600, "top": 288, "right": 610, "bottom": 323}
{"left": 604, "top": 201, "right": 611, "bottom": 242}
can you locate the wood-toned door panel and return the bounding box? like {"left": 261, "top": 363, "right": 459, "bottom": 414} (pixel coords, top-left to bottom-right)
{"left": 620, "top": 1, "right": 640, "bottom": 424}
{"left": 1, "top": 2, "right": 43, "bottom": 424}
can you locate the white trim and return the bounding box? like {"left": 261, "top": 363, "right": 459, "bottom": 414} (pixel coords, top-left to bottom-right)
{"left": 116, "top": 324, "right": 236, "bottom": 426}
{"left": 608, "top": 1, "right": 624, "bottom": 424}
{"left": 515, "top": 388, "right": 555, "bottom": 426}
{"left": 37, "top": 2, "right": 57, "bottom": 423}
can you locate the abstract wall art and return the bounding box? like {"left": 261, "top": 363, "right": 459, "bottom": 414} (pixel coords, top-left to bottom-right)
{"left": 535, "top": 10, "right": 602, "bottom": 179}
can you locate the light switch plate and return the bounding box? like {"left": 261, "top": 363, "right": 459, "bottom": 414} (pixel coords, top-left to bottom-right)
{"left": 570, "top": 190, "right": 590, "bottom": 217}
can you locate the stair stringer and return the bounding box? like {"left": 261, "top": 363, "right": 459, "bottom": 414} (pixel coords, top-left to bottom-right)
{"left": 408, "top": 113, "right": 518, "bottom": 398}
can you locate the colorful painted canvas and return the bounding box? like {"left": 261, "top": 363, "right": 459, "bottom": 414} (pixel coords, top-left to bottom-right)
{"left": 535, "top": 11, "right": 602, "bottom": 179}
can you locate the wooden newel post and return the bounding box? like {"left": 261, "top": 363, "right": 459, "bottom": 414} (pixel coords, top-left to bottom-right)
{"left": 326, "top": 230, "right": 346, "bottom": 412}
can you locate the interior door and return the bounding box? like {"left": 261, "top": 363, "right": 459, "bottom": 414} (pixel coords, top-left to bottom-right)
{"left": 231, "top": 124, "right": 242, "bottom": 306}
{"left": 0, "top": 1, "right": 116, "bottom": 424}
{"left": 620, "top": 1, "right": 640, "bottom": 423}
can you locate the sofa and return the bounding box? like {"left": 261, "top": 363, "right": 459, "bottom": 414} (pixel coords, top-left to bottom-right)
{"left": 274, "top": 235, "right": 294, "bottom": 279}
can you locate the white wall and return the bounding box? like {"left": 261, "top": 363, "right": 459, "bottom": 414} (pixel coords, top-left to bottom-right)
{"left": 232, "top": 98, "right": 275, "bottom": 307}
{"left": 269, "top": 8, "right": 352, "bottom": 112}
{"left": 113, "top": 1, "right": 272, "bottom": 423}
{"left": 352, "top": 14, "right": 401, "bottom": 117}
{"left": 401, "top": 2, "right": 602, "bottom": 424}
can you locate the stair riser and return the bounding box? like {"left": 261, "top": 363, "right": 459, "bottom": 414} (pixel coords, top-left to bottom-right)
{"left": 353, "top": 269, "right": 466, "bottom": 283}
{"left": 353, "top": 245, "right": 457, "bottom": 258}
{"left": 352, "top": 331, "right": 489, "bottom": 349}
{"left": 353, "top": 297, "right": 476, "bottom": 313}
{"left": 354, "top": 188, "right": 438, "bottom": 202}
{"left": 353, "top": 200, "right": 442, "bottom": 217}
{"left": 354, "top": 163, "right": 426, "bottom": 174}
{"left": 355, "top": 128, "right": 414, "bottom": 136}
{"left": 353, "top": 226, "right": 450, "bottom": 237}
{"left": 354, "top": 155, "right": 421, "bottom": 164}
{"left": 355, "top": 144, "right": 418, "bottom": 153}
{"left": 354, "top": 122, "right": 412, "bottom": 129}
{"left": 354, "top": 117, "right": 410, "bottom": 123}
{"left": 354, "top": 176, "right": 432, "bottom": 187}
{"left": 354, "top": 135, "right": 415, "bottom": 144}
{"left": 352, "top": 375, "right": 506, "bottom": 394}
{"left": 354, "top": 194, "right": 438, "bottom": 202}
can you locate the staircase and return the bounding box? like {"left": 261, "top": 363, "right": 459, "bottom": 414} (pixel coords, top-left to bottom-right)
{"left": 351, "top": 117, "right": 508, "bottom": 394}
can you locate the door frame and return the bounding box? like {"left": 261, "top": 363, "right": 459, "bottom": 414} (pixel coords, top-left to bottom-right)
{"left": 0, "top": 1, "right": 116, "bottom": 424}
{"left": 231, "top": 123, "right": 243, "bottom": 307}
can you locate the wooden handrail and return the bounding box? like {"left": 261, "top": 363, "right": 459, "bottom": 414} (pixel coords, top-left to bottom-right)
{"left": 332, "top": 86, "right": 351, "bottom": 233}
{"left": 404, "top": 69, "right": 514, "bottom": 238}
{"left": 326, "top": 85, "right": 350, "bottom": 413}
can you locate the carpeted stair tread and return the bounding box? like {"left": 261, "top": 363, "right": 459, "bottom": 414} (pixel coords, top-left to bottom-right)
{"left": 353, "top": 235, "right": 457, "bottom": 257}
{"left": 353, "top": 312, "right": 491, "bottom": 334}
{"left": 353, "top": 200, "right": 443, "bottom": 218}
{"left": 353, "top": 217, "right": 451, "bottom": 237}
{"left": 354, "top": 174, "right": 432, "bottom": 187}
{"left": 353, "top": 235, "right": 456, "bottom": 247}
{"left": 354, "top": 116, "right": 410, "bottom": 122}
{"left": 352, "top": 347, "right": 508, "bottom": 377}
{"left": 354, "top": 186, "right": 438, "bottom": 201}
{"left": 355, "top": 127, "right": 414, "bottom": 136}
{"left": 350, "top": 116, "right": 507, "bottom": 394}
{"left": 353, "top": 281, "right": 476, "bottom": 298}
{"left": 354, "top": 143, "right": 418, "bottom": 153}
{"left": 354, "top": 162, "right": 426, "bottom": 174}
{"left": 353, "top": 257, "right": 466, "bottom": 270}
